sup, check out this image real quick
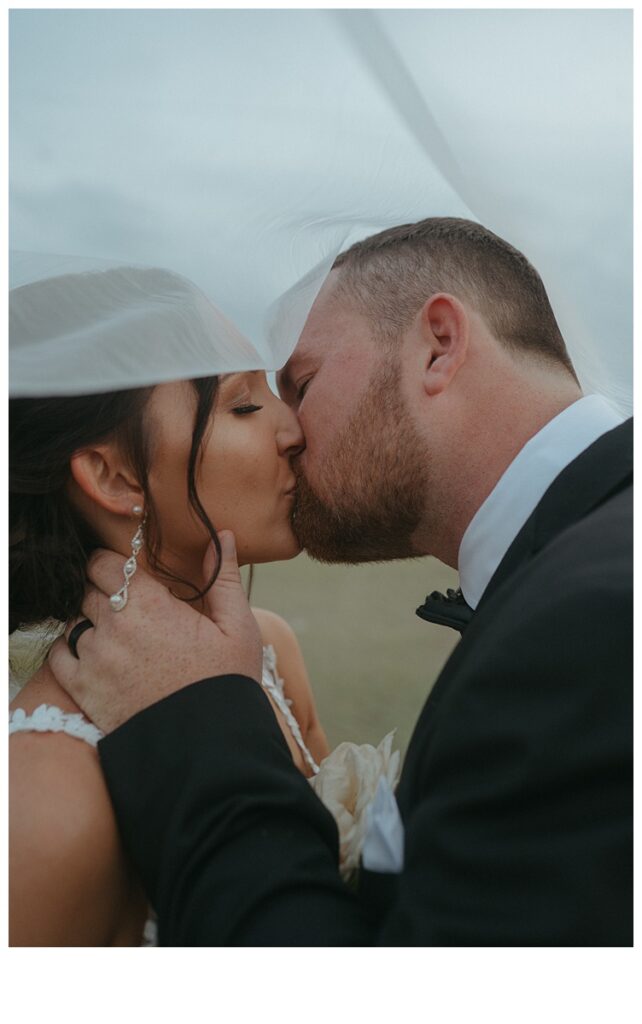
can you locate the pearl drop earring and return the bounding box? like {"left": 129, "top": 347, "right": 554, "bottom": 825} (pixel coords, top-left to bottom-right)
{"left": 109, "top": 505, "right": 146, "bottom": 612}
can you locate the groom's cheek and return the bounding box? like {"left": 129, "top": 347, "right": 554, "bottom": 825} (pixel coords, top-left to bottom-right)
{"left": 299, "top": 393, "right": 347, "bottom": 461}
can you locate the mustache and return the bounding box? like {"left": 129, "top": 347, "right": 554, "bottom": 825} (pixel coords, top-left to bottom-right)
{"left": 290, "top": 460, "right": 310, "bottom": 493}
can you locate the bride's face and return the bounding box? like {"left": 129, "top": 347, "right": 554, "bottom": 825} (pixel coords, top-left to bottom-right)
{"left": 145, "top": 372, "right": 304, "bottom": 579}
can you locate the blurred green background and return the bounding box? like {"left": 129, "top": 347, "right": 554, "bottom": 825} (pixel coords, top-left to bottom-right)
{"left": 248, "top": 553, "right": 459, "bottom": 757}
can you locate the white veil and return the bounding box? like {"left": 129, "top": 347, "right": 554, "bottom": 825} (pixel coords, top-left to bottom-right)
{"left": 9, "top": 253, "right": 309, "bottom": 396}
{"left": 9, "top": 9, "right": 632, "bottom": 412}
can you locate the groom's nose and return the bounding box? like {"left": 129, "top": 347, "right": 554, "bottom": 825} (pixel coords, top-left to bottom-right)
{"left": 276, "top": 409, "right": 305, "bottom": 458}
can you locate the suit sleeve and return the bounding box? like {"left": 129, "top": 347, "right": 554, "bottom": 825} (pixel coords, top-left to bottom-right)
{"left": 99, "top": 676, "right": 371, "bottom": 945}
{"left": 99, "top": 532, "right": 632, "bottom": 946}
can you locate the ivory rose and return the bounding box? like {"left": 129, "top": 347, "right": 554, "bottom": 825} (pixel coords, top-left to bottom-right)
{"left": 310, "top": 731, "right": 400, "bottom": 878}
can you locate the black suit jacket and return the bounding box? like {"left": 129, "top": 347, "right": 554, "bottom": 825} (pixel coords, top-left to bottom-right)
{"left": 99, "top": 420, "right": 632, "bottom": 945}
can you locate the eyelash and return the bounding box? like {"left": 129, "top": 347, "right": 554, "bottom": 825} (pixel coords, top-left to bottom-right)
{"left": 232, "top": 404, "right": 263, "bottom": 416}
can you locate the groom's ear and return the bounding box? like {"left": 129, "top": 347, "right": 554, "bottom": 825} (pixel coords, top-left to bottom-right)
{"left": 69, "top": 445, "right": 144, "bottom": 517}
{"left": 419, "top": 293, "right": 469, "bottom": 397}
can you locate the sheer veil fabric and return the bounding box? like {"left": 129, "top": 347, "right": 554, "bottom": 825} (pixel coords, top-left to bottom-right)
{"left": 9, "top": 9, "right": 631, "bottom": 409}
{"left": 9, "top": 257, "right": 282, "bottom": 396}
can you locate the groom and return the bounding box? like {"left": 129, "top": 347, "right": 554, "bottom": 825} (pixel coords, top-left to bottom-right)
{"left": 52, "top": 218, "right": 632, "bottom": 945}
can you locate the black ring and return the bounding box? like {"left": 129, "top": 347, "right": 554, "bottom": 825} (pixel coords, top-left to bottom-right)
{"left": 67, "top": 619, "right": 94, "bottom": 659}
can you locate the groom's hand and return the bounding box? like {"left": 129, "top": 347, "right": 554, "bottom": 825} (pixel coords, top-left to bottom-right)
{"left": 48, "top": 531, "right": 262, "bottom": 734}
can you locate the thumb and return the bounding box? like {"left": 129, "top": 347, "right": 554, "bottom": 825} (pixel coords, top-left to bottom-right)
{"left": 202, "top": 530, "right": 251, "bottom": 629}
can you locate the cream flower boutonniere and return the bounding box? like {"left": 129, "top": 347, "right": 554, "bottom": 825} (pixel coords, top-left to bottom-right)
{"left": 310, "top": 731, "right": 401, "bottom": 879}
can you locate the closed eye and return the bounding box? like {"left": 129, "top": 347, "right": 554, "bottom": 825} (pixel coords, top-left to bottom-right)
{"left": 296, "top": 377, "right": 312, "bottom": 401}
{"left": 232, "top": 404, "right": 263, "bottom": 415}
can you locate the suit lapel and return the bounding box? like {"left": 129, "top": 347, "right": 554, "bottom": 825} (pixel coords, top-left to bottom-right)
{"left": 398, "top": 418, "right": 632, "bottom": 818}
{"left": 478, "top": 418, "right": 632, "bottom": 610}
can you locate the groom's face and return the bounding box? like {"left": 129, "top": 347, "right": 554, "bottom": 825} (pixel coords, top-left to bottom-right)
{"left": 277, "top": 272, "right": 427, "bottom": 563}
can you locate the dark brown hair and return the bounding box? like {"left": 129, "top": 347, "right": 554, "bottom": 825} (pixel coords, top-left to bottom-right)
{"left": 333, "top": 217, "right": 579, "bottom": 381}
{"left": 9, "top": 378, "right": 221, "bottom": 635}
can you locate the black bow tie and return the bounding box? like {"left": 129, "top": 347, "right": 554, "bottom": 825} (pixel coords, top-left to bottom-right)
{"left": 416, "top": 587, "right": 473, "bottom": 634}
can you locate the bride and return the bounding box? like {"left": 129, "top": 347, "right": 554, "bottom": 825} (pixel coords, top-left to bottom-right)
{"left": 9, "top": 260, "right": 398, "bottom": 946}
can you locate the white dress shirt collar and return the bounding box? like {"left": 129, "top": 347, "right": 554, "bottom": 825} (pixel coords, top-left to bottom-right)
{"left": 458, "top": 395, "right": 624, "bottom": 610}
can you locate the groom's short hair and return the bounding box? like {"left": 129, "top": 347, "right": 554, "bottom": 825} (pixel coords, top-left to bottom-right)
{"left": 332, "top": 217, "right": 578, "bottom": 381}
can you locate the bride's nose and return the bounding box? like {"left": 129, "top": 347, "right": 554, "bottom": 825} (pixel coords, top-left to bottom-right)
{"left": 276, "top": 404, "right": 305, "bottom": 458}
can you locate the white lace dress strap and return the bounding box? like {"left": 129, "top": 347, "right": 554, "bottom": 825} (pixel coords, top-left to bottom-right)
{"left": 260, "top": 644, "right": 319, "bottom": 776}
{"left": 9, "top": 704, "right": 104, "bottom": 748}
{"left": 9, "top": 648, "right": 312, "bottom": 770}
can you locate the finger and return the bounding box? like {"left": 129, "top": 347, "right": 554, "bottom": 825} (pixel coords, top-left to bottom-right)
{"left": 211, "top": 530, "right": 242, "bottom": 586}
{"left": 48, "top": 634, "right": 81, "bottom": 696}
{"left": 202, "top": 535, "right": 219, "bottom": 589}
{"left": 86, "top": 547, "right": 133, "bottom": 596}
{"left": 80, "top": 583, "right": 111, "bottom": 625}
{"left": 203, "top": 530, "right": 250, "bottom": 628}
{"left": 67, "top": 619, "right": 95, "bottom": 659}
{"left": 62, "top": 588, "right": 106, "bottom": 638}
{"left": 63, "top": 616, "right": 77, "bottom": 642}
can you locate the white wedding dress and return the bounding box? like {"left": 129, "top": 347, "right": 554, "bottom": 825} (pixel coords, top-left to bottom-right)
{"left": 9, "top": 626, "right": 401, "bottom": 945}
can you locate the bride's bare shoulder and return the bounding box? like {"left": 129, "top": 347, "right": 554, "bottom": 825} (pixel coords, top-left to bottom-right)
{"left": 9, "top": 664, "right": 138, "bottom": 945}
{"left": 252, "top": 606, "right": 296, "bottom": 643}
{"left": 252, "top": 607, "right": 307, "bottom": 681}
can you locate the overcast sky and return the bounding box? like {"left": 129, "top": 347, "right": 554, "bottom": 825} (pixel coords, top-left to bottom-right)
{"left": 9, "top": 9, "right": 632, "bottom": 411}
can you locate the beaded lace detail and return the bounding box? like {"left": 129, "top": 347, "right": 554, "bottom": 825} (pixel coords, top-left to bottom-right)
{"left": 9, "top": 646, "right": 316, "bottom": 772}
{"left": 9, "top": 704, "right": 104, "bottom": 747}
{"left": 260, "top": 644, "right": 319, "bottom": 775}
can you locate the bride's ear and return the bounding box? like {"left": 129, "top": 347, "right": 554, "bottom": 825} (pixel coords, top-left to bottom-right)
{"left": 69, "top": 445, "right": 144, "bottom": 516}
